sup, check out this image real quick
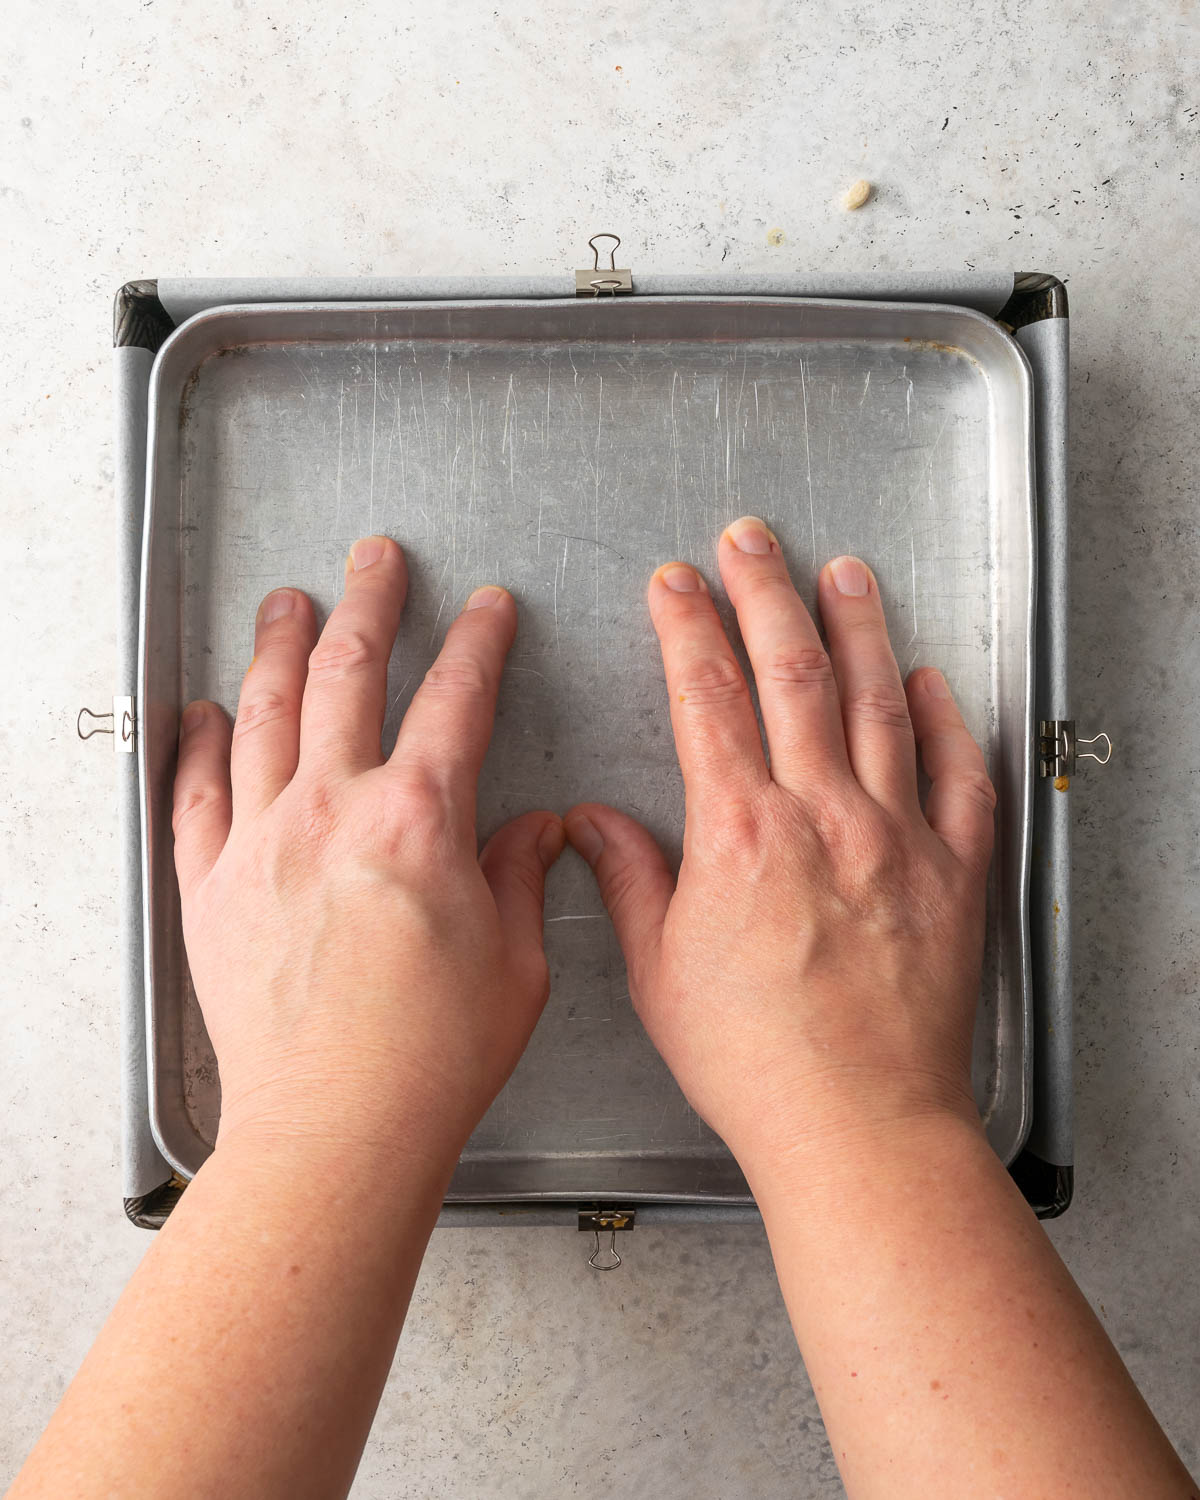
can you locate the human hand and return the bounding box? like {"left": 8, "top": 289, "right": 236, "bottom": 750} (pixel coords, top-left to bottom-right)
{"left": 565, "top": 517, "right": 996, "bottom": 1174}
{"left": 172, "top": 536, "right": 564, "bottom": 1163}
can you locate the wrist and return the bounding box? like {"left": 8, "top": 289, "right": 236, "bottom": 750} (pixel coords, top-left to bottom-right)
{"left": 211, "top": 1050, "right": 484, "bottom": 1179}
{"left": 212, "top": 1101, "right": 467, "bottom": 1197}
{"left": 733, "top": 1094, "right": 987, "bottom": 1209}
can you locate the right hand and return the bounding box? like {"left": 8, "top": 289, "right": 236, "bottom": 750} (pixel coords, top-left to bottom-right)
{"left": 564, "top": 516, "right": 997, "bottom": 1173}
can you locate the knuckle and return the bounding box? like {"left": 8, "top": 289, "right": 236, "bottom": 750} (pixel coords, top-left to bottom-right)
{"left": 498, "top": 855, "right": 545, "bottom": 905}
{"left": 293, "top": 779, "right": 341, "bottom": 842}
{"left": 675, "top": 653, "right": 748, "bottom": 709}
{"left": 232, "top": 688, "right": 294, "bottom": 742}
{"left": 811, "top": 792, "right": 883, "bottom": 860}
{"left": 420, "top": 656, "right": 494, "bottom": 700}
{"left": 842, "top": 608, "right": 887, "bottom": 636}
{"left": 708, "top": 797, "right": 763, "bottom": 862}
{"left": 857, "top": 832, "right": 907, "bottom": 888}
{"left": 601, "top": 859, "right": 647, "bottom": 923}
{"left": 387, "top": 761, "right": 446, "bottom": 812}
{"left": 958, "top": 769, "right": 998, "bottom": 815}
{"left": 308, "top": 628, "right": 377, "bottom": 680}
{"left": 838, "top": 829, "right": 908, "bottom": 903}
{"left": 172, "top": 785, "right": 217, "bottom": 838}
{"left": 687, "top": 791, "right": 767, "bottom": 869}
{"left": 738, "top": 569, "right": 791, "bottom": 604}
{"left": 846, "top": 681, "right": 913, "bottom": 733}
{"left": 758, "top": 643, "right": 835, "bottom": 692}
{"left": 377, "top": 764, "right": 454, "bottom": 847}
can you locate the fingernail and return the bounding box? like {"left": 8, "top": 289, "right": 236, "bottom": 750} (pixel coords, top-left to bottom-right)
{"left": 181, "top": 701, "right": 208, "bottom": 733}
{"left": 537, "top": 818, "right": 565, "bottom": 867}
{"left": 726, "top": 516, "right": 775, "bottom": 554}
{"left": 259, "top": 588, "right": 296, "bottom": 625}
{"left": 348, "top": 535, "right": 388, "bottom": 571}
{"left": 566, "top": 813, "right": 604, "bottom": 864}
{"left": 925, "top": 669, "right": 951, "bottom": 700}
{"left": 660, "top": 564, "right": 706, "bottom": 593}
{"left": 829, "top": 555, "right": 870, "bottom": 596}
{"left": 465, "top": 585, "right": 506, "bottom": 611}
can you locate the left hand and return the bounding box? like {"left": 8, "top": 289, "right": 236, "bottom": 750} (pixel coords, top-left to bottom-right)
{"left": 172, "top": 535, "right": 564, "bottom": 1164}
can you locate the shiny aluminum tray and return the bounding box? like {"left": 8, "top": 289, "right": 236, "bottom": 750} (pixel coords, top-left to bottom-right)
{"left": 138, "top": 296, "right": 1036, "bottom": 1205}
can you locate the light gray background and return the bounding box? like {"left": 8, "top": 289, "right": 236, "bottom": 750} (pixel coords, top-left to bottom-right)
{"left": 2, "top": 2, "right": 1196, "bottom": 1494}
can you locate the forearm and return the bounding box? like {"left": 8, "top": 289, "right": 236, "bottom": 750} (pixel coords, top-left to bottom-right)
{"left": 7, "top": 538, "right": 562, "bottom": 1500}
{"left": 8, "top": 1124, "right": 455, "bottom": 1500}
{"left": 746, "top": 1114, "right": 1194, "bottom": 1500}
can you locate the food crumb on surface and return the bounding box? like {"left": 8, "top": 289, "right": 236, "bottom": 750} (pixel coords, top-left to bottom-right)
{"left": 1054, "top": 775, "right": 1070, "bottom": 792}
{"left": 842, "top": 179, "right": 872, "bottom": 210}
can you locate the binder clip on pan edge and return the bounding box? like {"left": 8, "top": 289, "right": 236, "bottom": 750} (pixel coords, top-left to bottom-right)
{"left": 575, "top": 233, "right": 633, "bottom": 296}
{"left": 77, "top": 699, "right": 136, "bottom": 752}
{"left": 1038, "top": 721, "right": 1114, "bottom": 787}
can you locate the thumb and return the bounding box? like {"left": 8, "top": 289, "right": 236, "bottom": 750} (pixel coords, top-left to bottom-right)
{"left": 479, "top": 810, "right": 565, "bottom": 979}
{"left": 563, "top": 803, "right": 674, "bottom": 990}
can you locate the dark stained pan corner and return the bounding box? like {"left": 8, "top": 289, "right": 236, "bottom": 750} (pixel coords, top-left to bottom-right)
{"left": 114, "top": 279, "right": 176, "bottom": 352}
{"left": 1009, "top": 1150, "right": 1074, "bottom": 1219}
{"left": 997, "top": 272, "right": 1069, "bottom": 332}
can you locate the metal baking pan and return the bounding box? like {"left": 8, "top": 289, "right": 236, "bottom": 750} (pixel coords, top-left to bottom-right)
{"left": 136, "top": 295, "right": 1036, "bottom": 1206}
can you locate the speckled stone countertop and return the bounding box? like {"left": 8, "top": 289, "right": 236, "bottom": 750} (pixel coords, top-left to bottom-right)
{"left": 2, "top": 3, "right": 1197, "bottom": 1493}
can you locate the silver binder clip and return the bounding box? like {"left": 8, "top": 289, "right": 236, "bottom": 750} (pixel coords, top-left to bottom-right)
{"left": 77, "top": 697, "right": 136, "bottom": 753}
{"left": 575, "top": 234, "right": 633, "bottom": 296}
{"left": 588, "top": 1228, "right": 623, "bottom": 1271}
{"left": 578, "top": 1206, "right": 635, "bottom": 1270}
{"left": 1076, "top": 731, "right": 1113, "bottom": 766}
{"left": 1038, "top": 720, "right": 1112, "bottom": 782}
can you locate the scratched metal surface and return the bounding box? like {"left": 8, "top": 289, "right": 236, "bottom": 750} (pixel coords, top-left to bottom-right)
{"left": 140, "top": 299, "right": 1034, "bottom": 1197}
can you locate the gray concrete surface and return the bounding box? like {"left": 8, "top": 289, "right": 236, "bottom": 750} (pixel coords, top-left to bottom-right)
{"left": 2, "top": 2, "right": 1197, "bottom": 1493}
